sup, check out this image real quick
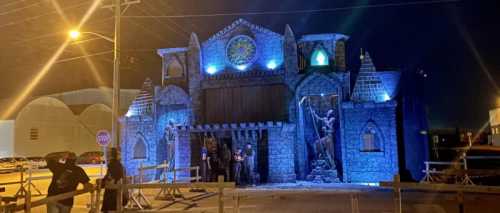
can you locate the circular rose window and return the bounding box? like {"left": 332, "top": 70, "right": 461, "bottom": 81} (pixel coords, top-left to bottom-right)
{"left": 226, "top": 35, "right": 257, "bottom": 69}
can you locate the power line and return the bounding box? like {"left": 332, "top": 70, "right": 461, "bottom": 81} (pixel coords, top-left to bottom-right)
{"left": 0, "top": 1, "right": 41, "bottom": 16}
{"left": 122, "top": 0, "right": 460, "bottom": 19}
{"left": 0, "top": 0, "right": 92, "bottom": 29}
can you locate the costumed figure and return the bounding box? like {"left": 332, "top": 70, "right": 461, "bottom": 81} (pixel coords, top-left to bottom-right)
{"left": 220, "top": 143, "right": 232, "bottom": 181}
{"left": 200, "top": 142, "right": 211, "bottom": 182}
{"left": 311, "top": 108, "right": 336, "bottom": 168}
{"left": 164, "top": 120, "right": 178, "bottom": 171}
{"left": 205, "top": 136, "right": 218, "bottom": 181}
{"left": 233, "top": 148, "right": 244, "bottom": 186}
{"left": 243, "top": 143, "right": 255, "bottom": 186}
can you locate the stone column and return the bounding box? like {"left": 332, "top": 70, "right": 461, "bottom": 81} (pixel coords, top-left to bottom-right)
{"left": 268, "top": 124, "right": 296, "bottom": 182}
{"left": 176, "top": 128, "right": 191, "bottom": 179}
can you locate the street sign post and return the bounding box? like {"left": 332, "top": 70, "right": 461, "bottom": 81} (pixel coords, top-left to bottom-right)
{"left": 96, "top": 130, "right": 111, "bottom": 165}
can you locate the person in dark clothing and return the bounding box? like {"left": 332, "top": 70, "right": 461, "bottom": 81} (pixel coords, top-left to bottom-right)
{"left": 233, "top": 148, "right": 243, "bottom": 186}
{"left": 200, "top": 145, "right": 210, "bottom": 182}
{"left": 47, "top": 152, "right": 92, "bottom": 213}
{"left": 243, "top": 143, "right": 255, "bottom": 186}
{"left": 221, "top": 143, "right": 232, "bottom": 181}
{"left": 101, "top": 148, "right": 127, "bottom": 212}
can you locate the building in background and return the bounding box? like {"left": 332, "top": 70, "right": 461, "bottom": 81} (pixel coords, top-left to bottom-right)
{"left": 0, "top": 87, "right": 139, "bottom": 158}
{"left": 490, "top": 108, "right": 500, "bottom": 146}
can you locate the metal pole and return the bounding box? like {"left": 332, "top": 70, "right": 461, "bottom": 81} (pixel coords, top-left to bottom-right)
{"left": 112, "top": 0, "right": 121, "bottom": 150}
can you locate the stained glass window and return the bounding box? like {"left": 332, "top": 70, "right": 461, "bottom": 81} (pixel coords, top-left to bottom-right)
{"left": 226, "top": 35, "right": 257, "bottom": 69}
{"left": 311, "top": 49, "right": 329, "bottom": 66}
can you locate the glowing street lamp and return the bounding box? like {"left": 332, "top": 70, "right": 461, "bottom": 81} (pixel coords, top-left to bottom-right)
{"left": 68, "top": 30, "right": 114, "bottom": 43}
{"left": 68, "top": 30, "right": 81, "bottom": 40}
{"left": 68, "top": 27, "right": 120, "bottom": 150}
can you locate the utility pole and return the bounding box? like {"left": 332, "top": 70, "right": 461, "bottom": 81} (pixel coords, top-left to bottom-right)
{"left": 101, "top": 0, "right": 141, "bottom": 151}
{"left": 112, "top": 0, "right": 121, "bottom": 150}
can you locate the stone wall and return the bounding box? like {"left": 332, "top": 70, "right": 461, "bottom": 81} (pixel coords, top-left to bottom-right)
{"left": 121, "top": 116, "right": 157, "bottom": 180}
{"left": 341, "top": 101, "right": 399, "bottom": 182}
{"left": 268, "top": 123, "right": 296, "bottom": 182}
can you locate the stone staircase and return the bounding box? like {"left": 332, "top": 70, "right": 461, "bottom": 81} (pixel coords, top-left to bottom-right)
{"left": 306, "top": 159, "right": 340, "bottom": 183}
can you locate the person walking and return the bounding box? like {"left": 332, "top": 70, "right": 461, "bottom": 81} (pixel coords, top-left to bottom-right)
{"left": 101, "top": 148, "right": 128, "bottom": 212}
{"left": 47, "top": 152, "right": 92, "bottom": 213}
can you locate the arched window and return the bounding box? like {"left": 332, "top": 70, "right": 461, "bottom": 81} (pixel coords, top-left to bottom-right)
{"left": 133, "top": 137, "right": 147, "bottom": 159}
{"left": 166, "top": 59, "right": 183, "bottom": 78}
{"left": 311, "top": 49, "right": 329, "bottom": 66}
{"left": 361, "top": 123, "right": 382, "bottom": 152}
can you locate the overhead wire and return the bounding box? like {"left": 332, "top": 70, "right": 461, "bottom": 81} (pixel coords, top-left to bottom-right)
{"left": 123, "top": 0, "right": 460, "bottom": 19}
{"left": 0, "top": 1, "right": 41, "bottom": 16}
{"left": 0, "top": 0, "right": 92, "bottom": 29}
{"left": 141, "top": 0, "right": 190, "bottom": 37}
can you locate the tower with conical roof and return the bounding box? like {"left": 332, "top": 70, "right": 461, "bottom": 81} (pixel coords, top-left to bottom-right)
{"left": 351, "top": 52, "right": 390, "bottom": 103}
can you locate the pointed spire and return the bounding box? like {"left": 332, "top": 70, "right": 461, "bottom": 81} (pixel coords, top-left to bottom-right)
{"left": 360, "top": 48, "right": 364, "bottom": 60}
{"left": 284, "top": 24, "right": 295, "bottom": 41}
{"left": 359, "top": 51, "right": 375, "bottom": 73}
{"left": 142, "top": 78, "right": 153, "bottom": 92}
{"left": 188, "top": 32, "right": 200, "bottom": 50}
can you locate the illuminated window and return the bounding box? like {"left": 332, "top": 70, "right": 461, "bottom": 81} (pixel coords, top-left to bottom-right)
{"left": 311, "top": 49, "right": 329, "bottom": 66}
{"left": 166, "top": 59, "right": 183, "bottom": 78}
{"left": 29, "top": 128, "right": 39, "bottom": 141}
{"left": 361, "top": 126, "right": 382, "bottom": 152}
{"left": 133, "top": 137, "right": 147, "bottom": 159}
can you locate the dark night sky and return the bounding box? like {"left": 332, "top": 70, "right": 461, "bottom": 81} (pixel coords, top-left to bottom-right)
{"left": 0, "top": 0, "right": 499, "bottom": 129}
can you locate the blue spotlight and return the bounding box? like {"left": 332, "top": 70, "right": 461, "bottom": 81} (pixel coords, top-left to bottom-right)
{"left": 206, "top": 65, "right": 217, "bottom": 75}
{"left": 236, "top": 65, "right": 247, "bottom": 71}
{"left": 267, "top": 60, "right": 278, "bottom": 70}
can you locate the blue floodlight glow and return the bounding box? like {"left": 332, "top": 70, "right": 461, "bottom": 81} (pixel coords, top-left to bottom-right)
{"left": 267, "top": 60, "right": 278, "bottom": 70}
{"left": 236, "top": 65, "right": 247, "bottom": 71}
{"left": 125, "top": 110, "right": 134, "bottom": 117}
{"left": 206, "top": 65, "right": 217, "bottom": 75}
{"left": 320, "top": 93, "right": 325, "bottom": 97}
{"left": 382, "top": 93, "right": 391, "bottom": 101}
{"left": 311, "top": 49, "right": 329, "bottom": 66}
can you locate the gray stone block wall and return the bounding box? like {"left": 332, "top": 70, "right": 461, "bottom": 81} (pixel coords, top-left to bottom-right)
{"left": 341, "top": 101, "right": 399, "bottom": 182}
{"left": 268, "top": 123, "right": 296, "bottom": 182}
{"left": 121, "top": 116, "right": 157, "bottom": 178}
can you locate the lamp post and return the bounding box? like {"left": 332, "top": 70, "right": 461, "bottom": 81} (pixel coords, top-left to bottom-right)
{"left": 69, "top": 20, "right": 121, "bottom": 151}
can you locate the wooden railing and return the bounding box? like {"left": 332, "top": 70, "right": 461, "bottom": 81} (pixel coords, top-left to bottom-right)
{"left": 382, "top": 174, "right": 500, "bottom": 213}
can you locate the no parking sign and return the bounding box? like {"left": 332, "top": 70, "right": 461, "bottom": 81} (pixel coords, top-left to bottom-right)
{"left": 96, "top": 130, "right": 111, "bottom": 147}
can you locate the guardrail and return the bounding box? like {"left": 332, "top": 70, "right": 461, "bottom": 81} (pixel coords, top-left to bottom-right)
{"left": 382, "top": 174, "right": 500, "bottom": 213}
{"left": 420, "top": 160, "right": 471, "bottom": 184}
{"left": 0, "top": 175, "right": 236, "bottom": 213}
{"left": 422, "top": 156, "right": 500, "bottom": 185}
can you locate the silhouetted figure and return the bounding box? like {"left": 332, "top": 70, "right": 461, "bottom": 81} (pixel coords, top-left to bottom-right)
{"left": 243, "top": 143, "right": 255, "bottom": 186}
{"left": 233, "top": 148, "right": 243, "bottom": 186}
{"left": 102, "top": 148, "right": 127, "bottom": 212}
{"left": 221, "top": 143, "right": 232, "bottom": 181}
{"left": 200, "top": 145, "right": 210, "bottom": 182}
{"left": 47, "top": 152, "right": 92, "bottom": 213}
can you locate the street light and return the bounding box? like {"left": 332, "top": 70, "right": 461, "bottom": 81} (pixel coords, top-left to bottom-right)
{"left": 68, "top": 30, "right": 114, "bottom": 43}
{"left": 68, "top": 28, "right": 121, "bottom": 151}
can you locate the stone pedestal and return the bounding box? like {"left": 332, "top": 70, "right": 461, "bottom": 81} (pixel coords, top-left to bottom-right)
{"left": 306, "top": 160, "right": 340, "bottom": 183}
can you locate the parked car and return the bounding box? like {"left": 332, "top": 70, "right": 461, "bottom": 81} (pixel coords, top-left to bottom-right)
{"left": 44, "top": 151, "right": 71, "bottom": 162}
{"left": 77, "top": 151, "right": 104, "bottom": 164}
{"left": 13, "top": 157, "right": 29, "bottom": 169}
{"left": 0, "top": 158, "right": 17, "bottom": 173}
{"left": 27, "top": 157, "right": 47, "bottom": 169}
